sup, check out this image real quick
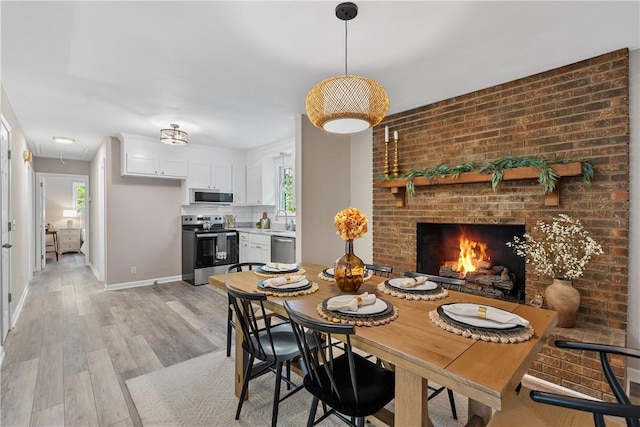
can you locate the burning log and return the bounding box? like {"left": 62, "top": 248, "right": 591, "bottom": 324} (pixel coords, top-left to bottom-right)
{"left": 439, "top": 265, "right": 515, "bottom": 293}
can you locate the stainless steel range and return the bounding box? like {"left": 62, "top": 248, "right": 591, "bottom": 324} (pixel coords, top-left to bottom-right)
{"left": 182, "top": 214, "right": 239, "bottom": 286}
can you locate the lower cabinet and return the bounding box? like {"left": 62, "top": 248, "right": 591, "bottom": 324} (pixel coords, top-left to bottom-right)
{"left": 239, "top": 232, "right": 271, "bottom": 263}
{"left": 59, "top": 228, "right": 82, "bottom": 253}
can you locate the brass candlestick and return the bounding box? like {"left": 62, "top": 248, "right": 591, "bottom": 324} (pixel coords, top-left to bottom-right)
{"left": 392, "top": 136, "right": 400, "bottom": 176}
{"left": 384, "top": 141, "right": 389, "bottom": 178}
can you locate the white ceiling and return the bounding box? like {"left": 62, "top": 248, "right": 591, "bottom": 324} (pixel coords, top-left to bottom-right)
{"left": 2, "top": 1, "right": 638, "bottom": 161}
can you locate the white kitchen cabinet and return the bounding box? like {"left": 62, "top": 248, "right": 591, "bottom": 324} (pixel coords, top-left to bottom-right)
{"left": 239, "top": 232, "right": 249, "bottom": 262}
{"left": 246, "top": 164, "right": 262, "bottom": 204}
{"left": 119, "top": 134, "right": 188, "bottom": 179}
{"left": 234, "top": 166, "right": 246, "bottom": 205}
{"left": 246, "top": 233, "right": 271, "bottom": 263}
{"left": 245, "top": 161, "right": 276, "bottom": 206}
{"left": 187, "top": 160, "right": 232, "bottom": 191}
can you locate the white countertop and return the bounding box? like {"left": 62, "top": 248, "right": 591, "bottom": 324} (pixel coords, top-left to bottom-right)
{"left": 235, "top": 227, "right": 296, "bottom": 238}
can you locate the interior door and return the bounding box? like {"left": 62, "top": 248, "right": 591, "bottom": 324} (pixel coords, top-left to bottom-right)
{"left": 1, "top": 117, "right": 11, "bottom": 342}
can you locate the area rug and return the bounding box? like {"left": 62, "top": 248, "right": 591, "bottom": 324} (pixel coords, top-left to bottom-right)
{"left": 126, "top": 350, "right": 468, "bottom": 427}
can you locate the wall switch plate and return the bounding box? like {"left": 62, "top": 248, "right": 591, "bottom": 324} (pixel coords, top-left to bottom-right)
{"left": 130, "top": 266, "right": 136, "bottom": 275}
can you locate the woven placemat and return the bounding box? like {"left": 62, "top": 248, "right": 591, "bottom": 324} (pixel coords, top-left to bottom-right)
{"left": 376, "top": 282, "right": 449, "bottom": 301}
{"left": 257, "top": 282, "right": 319, "bottom": 297}
{"left": 254, "top": 268, "right": 306, "bottom": 278}
{"left": 316, "top": 303, "right": 399, "bottom": 327}
{"left": 317, "top": 270, "right": 373, "bottom": 283}
{"left": 428, "top": 310, "right": 535, "bottom": 343}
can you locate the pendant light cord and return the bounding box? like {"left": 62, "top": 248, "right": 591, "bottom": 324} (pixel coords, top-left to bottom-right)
{"left": 344, "top": 19, "right": 348, "bottom": 76}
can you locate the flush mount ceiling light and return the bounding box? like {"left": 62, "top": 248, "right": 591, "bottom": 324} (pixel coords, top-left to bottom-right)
{"left": 160, "top": 124, "right": 188, "bottom": 146}
{"left": 53, "top": 136, "right": 75, "bottom": 144}
{"left": 305, "top": 2, "right": 389, "bottom": 134}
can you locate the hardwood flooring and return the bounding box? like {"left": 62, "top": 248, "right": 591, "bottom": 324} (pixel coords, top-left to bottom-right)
{"left": 1, "top": 254, "right": 228, "bottom": 427}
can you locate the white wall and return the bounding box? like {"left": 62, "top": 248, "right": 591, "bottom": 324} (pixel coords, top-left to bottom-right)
{"left": 43, "top": 175, "right": 84, "bottom": 230}
{"left": 297, "top": 115, "right": 352, "bottom": 265}
{"left": 350, "top": 129, "right": 373, "bottom": 264}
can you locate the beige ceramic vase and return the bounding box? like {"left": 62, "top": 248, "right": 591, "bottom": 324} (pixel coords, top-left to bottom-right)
{"left": 545, "top": 278, "right": 580, "bottom": 328}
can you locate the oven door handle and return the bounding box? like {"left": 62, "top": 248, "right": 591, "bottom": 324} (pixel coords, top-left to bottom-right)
{"left": 196, "top": 233, "right": 218, "bottom": 238}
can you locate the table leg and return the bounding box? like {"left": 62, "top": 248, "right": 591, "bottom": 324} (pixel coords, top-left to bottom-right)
{"left": 468, "top": 398, "right": 492, "bottom": 426}
{"left": 234, "top": 314, "right": 248, "bottom": 399}
{"left": 394, "top": 366, "right": 433, "bottom": 427}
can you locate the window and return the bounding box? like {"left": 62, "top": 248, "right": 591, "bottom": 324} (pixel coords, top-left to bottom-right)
{"left": 73, "top": 182, "right": 86, "bottom": 212}
{"left": 279, "top": 164, "right": 296, "bottom": 213}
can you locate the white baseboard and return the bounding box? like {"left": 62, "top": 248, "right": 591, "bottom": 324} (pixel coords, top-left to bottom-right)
{"left": 88, "top": 262, "right": 100, "bottom": 281}
{"left": 522, "top": 374, "right": 600, "bottom": 401}
{"left": 105, "top": 275, "right": 183, "bottom": 291}
{"left": 10, "top": 285, "right": 29, "bottom": 329}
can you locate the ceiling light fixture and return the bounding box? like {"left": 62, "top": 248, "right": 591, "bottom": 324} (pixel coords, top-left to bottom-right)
{"left": 160, "top": 124, "right": 188, "bottom": 146}
{"left": 53, "top": 136, "right": 75, "bottom": 144}
{"left": 305, "top": 2, "right": 389, "bottom": 134}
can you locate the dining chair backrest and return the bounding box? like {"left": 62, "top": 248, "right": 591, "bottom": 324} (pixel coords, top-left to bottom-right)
{"left": 365, "top": 263, "right": 393, "bottom": 278}
{"left": 226, "top": 262, "right": 266, "bottom": 273}
{"left": 404, "top": 271, "right": 465, "bottom": 290}
{"left": 226, "top": 282, "right": 277, "bottom": 361}
{"left": 284, "top": 301, "right": 395, "bottom": 426}
{"left": 530, "top": 341, "right": 640, "bottom": 427}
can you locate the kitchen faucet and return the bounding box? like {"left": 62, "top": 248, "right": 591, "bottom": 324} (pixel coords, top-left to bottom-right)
{"left": 275, "top": 209, "right": 290, "bottom": 230}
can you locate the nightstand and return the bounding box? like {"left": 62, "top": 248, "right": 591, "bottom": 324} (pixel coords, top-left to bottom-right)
{"left": 59, "top": 228, "right": 82, "bottom": 253}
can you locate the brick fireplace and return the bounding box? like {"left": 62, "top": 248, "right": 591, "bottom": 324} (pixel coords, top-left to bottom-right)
{"left": 372, "top": 49, "right": 630, "bottom": 400}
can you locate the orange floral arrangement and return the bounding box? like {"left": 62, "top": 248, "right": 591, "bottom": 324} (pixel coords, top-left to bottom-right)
{"left": 334, "top": 207, "right": 368, "bottom": 240}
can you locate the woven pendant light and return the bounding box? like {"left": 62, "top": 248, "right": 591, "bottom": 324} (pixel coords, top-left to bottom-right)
{"left": 305, "top": 2, "right": 389, "bottom": 134}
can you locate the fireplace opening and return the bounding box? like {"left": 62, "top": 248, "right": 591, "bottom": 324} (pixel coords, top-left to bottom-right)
{"left": 416, "top": 223, "right": 526, "bottom": 303}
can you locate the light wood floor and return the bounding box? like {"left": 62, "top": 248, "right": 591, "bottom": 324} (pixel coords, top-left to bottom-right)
{"left": 1, "top": 254, "right": 229, "bottom": 427}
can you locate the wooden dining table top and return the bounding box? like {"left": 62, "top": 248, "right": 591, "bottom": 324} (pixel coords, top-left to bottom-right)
{"left": 209, "top": 261, "right": 558, "bottom": 426}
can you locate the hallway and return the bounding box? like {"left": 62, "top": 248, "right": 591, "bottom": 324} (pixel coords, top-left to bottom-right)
{"left": 1, "top": 254, "right": 228, "bottom": 426}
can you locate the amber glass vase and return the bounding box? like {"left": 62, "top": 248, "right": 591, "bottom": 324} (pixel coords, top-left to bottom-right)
{"left": 334, "top": 239, "right": 365, "bottom": 292}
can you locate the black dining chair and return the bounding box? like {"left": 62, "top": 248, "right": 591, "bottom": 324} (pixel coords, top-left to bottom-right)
{"left": 530, "top": 341, "right": 640, "bottom": 427}
{"left": 225, "top": 262, "right": 266, "bottom": 357}
{"left": 226, "top": 282, "right": 304, "bottom": 427}
{"left": 404, "top": 271, "right": 464, "bottom": 420}
{"left": 284, "top": 301, "right": 395, "bottom": 427}
{"left": 364, "top": 263, "right": 393, "bottom": 278}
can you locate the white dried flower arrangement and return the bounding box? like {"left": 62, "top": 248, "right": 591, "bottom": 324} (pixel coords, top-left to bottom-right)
{"left": 506, "top": 214, "right": 603, "bottom": 280}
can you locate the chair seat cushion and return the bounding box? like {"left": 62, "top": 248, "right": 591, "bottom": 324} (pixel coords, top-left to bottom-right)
{"left": 304, "top": 352, "right": 395, "bottom": 417}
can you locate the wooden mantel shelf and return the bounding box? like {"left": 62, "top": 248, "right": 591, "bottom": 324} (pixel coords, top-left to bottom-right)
{"left": 374, "top": 162, "right": 583, "bottom": 207}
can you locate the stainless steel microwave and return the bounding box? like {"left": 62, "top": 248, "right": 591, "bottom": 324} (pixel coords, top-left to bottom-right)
{"left": 190, "top": 189, "right": 234, "bottom": 204}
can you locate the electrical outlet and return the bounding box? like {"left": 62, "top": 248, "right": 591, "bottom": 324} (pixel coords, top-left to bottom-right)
{"left": 130, "top": 266, "right": 136, "bottom": 275}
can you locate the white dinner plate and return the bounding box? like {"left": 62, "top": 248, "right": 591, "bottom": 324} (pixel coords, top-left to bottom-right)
{"left": 260, "top": 264, "right": 299, "bottom": 273}
{"left": 325, "top": 268, "right": 334, "bottom": 276}
{"left": 387, "top": 278, "right": 438, "bottom": 291}
{"left": 326, "top": 296, "right": 388, "bottom": 315}
{"left": 260, "top": 278, "right": 309, "bottom": 290}
{"left": 442, "top": 303, "right": 522, "bottom": 329}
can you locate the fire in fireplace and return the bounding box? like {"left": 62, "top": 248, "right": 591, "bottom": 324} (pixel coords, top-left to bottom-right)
{"left": 416, "top": 223, "right": 526, "bottom": 302}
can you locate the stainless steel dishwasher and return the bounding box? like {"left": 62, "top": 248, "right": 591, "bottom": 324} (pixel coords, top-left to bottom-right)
{"left": 271, "top": 235, "right": 296, "bottom": 263}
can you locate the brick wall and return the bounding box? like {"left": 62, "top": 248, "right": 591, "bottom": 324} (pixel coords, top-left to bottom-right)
{"left": 372, "top": 49, "right": 630, "bottom": 400}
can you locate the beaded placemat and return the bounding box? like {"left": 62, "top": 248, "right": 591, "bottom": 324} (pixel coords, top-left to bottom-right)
{"left": 428, "top": 310, "right": 534, "bottom": 343}
{"left": 254, "top": 268, "right": 306, "bottom": 278}
{"left": 376, "top": 282, "right": 449, "bottom": 301}
{"left": 316, "top": 303, "right": 399, "bottom": 327}
{"left": 317, "top": 270, "right": 373, "bottom": 282}
{"left": 257, "top": 282, "right": 319, "bottom": 297}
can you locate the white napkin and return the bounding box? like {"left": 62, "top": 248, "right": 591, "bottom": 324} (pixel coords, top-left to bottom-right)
{"left": 394, "top": 276, "right": 429, "bottom": 288}
{"left": 266, "top": 262, "right": 297, "bottom": 271}
{"left": 263, "top": 275, "right": 306, "bottom": 288}
{"left": 442, "top": 303, "right": 529, "bottom": 327}
{"left": 326, "top": 292, "right": 376, "bottom": 312}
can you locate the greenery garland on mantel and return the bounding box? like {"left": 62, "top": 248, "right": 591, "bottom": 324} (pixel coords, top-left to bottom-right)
{"left": 379, "top": 155, "right": 595, "bottom": 197}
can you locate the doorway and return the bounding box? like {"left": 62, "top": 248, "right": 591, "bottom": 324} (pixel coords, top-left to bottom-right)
{"left": 1, "top": 117, "right": 11, "bottom": 343}
{"left": 36, "top": 173, "right": 89, "bottom": 269}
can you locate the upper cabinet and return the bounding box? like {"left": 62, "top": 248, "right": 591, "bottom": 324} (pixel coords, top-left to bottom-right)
{"left": 187, "top": 160, "right": 233, "bottom": 191}
{"left": 245, "top": 161, "right": 275, "bottom": 206}
{"left": 119, "top": 134, "right": 188, "bottom": 179}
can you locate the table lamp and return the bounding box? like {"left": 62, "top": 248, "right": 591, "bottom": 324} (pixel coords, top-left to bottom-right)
{"left": 62, "top": 209, "right": 77, "bottom": 228}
